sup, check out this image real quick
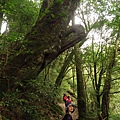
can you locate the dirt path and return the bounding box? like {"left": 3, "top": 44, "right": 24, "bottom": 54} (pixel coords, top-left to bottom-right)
{"left": 58, "top": 103, "right": 78, "bottom": 120}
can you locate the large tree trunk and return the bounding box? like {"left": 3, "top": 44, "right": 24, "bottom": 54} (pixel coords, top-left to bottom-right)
{"left": 0, "top": 0, "right": 86, "bottom": 97}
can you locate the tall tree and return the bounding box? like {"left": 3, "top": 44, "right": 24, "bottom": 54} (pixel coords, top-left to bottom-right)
{"left": 0, "top": 0, "right": 86, "bottom": 98}
{"left": 101, "top": 25, "right": 120, "bottom": 120}
{"left": 75, "top": 47, "right": 86, "bottom": 120}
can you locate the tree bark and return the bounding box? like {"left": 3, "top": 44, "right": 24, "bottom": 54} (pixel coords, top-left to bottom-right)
{"left": 101, "top": 26, "right": 119, "bottom": 120}
{"left": 75, "top": 47, "right": 86, "bottom": 120}
{"left": 101, "top": 51, "right": 116, "bottom": 120}
{"left": 0, "top": 0, "right": 86, "bottom": 97}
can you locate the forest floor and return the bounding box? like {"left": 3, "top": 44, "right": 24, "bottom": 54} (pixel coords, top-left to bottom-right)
{"left": 58, "top": 102, "right": 78, "bottom": 120}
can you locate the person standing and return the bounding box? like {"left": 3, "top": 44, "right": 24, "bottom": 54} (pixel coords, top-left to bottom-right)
{"left": 62, "top": 103, "right": 75, "bottom": 120}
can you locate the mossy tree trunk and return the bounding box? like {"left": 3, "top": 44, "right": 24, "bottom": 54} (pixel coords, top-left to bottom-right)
{"left": 0, "top": 0, "right": 86, "bottom": 98}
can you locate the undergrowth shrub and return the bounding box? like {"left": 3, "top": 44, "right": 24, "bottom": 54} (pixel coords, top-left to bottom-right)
{"left": 0, "top": 79, "right": 63, "bottom": 120}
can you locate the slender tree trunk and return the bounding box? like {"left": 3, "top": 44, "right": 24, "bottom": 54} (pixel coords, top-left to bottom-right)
{"left": 75, "top": 47, "right": 86, "bottom": 120}
{"left": 55, "top": 51, "right": 74, "bottom": 87}
{"left": 101, "top": 52, "right": 116, "bottom": 120}
{"left": 71, "top": 9, "right": 86, "bottom": 120}
{"left": 101, "top": 71, "right": 111, "bottom": 120}
{"left": 101, "top": 26, "right": 119, "bottom": 120}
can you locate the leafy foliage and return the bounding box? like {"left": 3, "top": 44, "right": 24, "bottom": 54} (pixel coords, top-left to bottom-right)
{"left": 2, "top": 0, "right": 39, "bottom": 34}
